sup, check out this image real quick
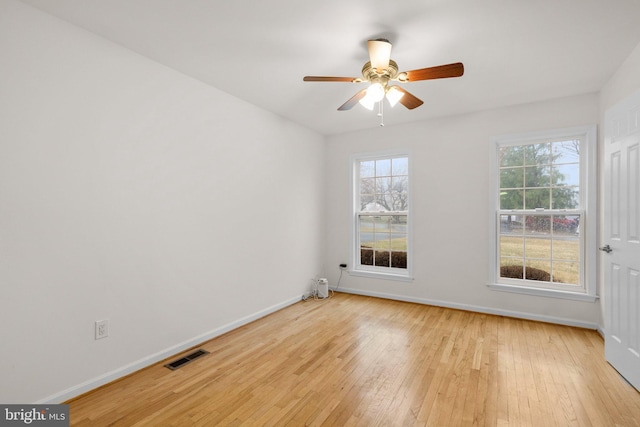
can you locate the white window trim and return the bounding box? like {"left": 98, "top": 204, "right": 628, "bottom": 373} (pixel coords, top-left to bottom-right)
{"left": 350, "top": 149, "right": 413, "bottom": 281}
{"left": 488, "top": 125, "right": 598, "bottom": 301}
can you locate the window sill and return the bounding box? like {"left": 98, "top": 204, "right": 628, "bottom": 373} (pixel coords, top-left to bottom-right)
{"left": 350, "top": 269, "right": 414, "bottom": 283}
{"left": 488, "top": 282, "right": 598, "bottom": 302}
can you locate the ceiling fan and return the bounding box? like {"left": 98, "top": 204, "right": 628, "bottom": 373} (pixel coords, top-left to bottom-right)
{"left": 303, "top": 39, "right": 464, "bottom": 114}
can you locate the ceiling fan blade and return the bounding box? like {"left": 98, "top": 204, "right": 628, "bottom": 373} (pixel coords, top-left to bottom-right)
{"left": 368, "top": 39, "right": 392, "bottom": 72}
{"left": 338, "top": 89, "right": 368, "bottom": 111}
{"left": 393, "top": 87, "right": 424, "bottom": 110}
{"left": 401, "top": 62, "right": 464, "bottom": 82}
{"left": 303, "top": 76, "right": 359, "bottom": 82}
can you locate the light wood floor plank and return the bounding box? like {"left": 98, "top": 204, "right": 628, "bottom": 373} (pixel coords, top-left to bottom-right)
{"left": 66, "top": 293, "right": 640, "bottom": 426}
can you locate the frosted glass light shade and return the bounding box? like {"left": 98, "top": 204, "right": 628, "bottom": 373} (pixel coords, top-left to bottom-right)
{"left": 366, "top": 82, "right": 385, "bottom": 102}
{"left": 359, "top": 82, "right": 384, "bottom": 110}
{"left": 359, "top": 96, "right": 375, "bottom": 110}
{"left": 368, "top": 39, "right": 392, "bottom": 71}
{"left": 386, "top": 86, "right": 404, "bottom": 107}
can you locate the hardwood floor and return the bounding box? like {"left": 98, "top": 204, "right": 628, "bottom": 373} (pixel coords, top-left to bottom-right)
{"left": 67, "top": 293, "right": 640, "bottom": 426}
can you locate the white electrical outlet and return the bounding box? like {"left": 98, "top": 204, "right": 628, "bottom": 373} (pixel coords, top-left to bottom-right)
{"left": 95, "top": 319, "right": 109, "bottom": 340}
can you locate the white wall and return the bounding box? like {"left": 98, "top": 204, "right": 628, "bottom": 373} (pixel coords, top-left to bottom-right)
{"left": 0, "top": 0, "right": 325, "bottom": 403}
{"left": 325, "top": 94, "right": 601, "bottom": 327}
{"left": 600, "top": 40, "right": 640, "bottom": 112}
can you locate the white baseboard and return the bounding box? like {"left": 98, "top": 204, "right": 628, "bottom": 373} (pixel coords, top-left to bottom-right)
{"left": 37, "top": 295, "right": 303, "bottom": 404}
{"left": 334, "top": 287, "right": 600, "bottom": 330}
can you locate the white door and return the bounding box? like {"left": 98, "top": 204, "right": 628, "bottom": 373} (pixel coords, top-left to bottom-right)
{"left": 603, "top": 90, "right": 640, "bottom": 391}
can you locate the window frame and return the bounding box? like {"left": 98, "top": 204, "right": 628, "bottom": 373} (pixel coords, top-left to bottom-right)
{"left": 350, "top": 150, "right": 413, "bottom": 282}
{"left": 489, "top": 125, "right": 598, "bottom": 302}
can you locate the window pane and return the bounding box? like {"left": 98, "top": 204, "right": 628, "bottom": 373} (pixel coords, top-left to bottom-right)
{"left": 360, "top": 178, "right": 375, "bottom": 210}
{"left": 374, "top": 250, "right": 390, "bottom": 267}
{"left": 389, "top": 193, "right": 408, "bottom": 211}
{"left": 392, "top": 157, "right": 408, "bottom": 175}
{"left": 552, "top": 239, "right": 579, "bottom": 262}
{"left": 360, "top": 194, "right": 375, "bottom": 210}
{"left": 552, "top": 215, "right": 580, "bottom": 236}
{"left": 525, "top": 166, "right": 550, "bottom": 188}
{"left": 360, "top": 214, "right": 375, "bottom": 267}
{"left": 552, "top": 140, "right": 580, "bottom": 164}
{"left": 391, "top": 252, "right": 407, "bottom": 268}
{"left": 552, "top": 237, "right": 579, "bottom": 265}
{"left": 374, "top": 232, "right": 391, "bottom": 250}
{"left": 552, "top": 164, "right": 579, "bottom": 187}
{"left": 500, "top": 189, "right": 524, "bottom": 209}
{"left": 390, "top": 176, "right": 408, "bottom": 211}
{"left": 361, "top": 248, "right": 374, "bottom": 265}
{"left": 500, "top": 168, "right": 523, "bottom": 188}
{"left": 361, "top": 177, "right": 375, "bottom": 193}
{"left": 391, "top": 193, "right": 408, "bottom": 211}
{"left": 525, "top": 143, "right": 550, "bottom": 165}
{"left": 376, "top": 177, "right": 391, "bottom": 196}
{"left": 500, "top": 260, "right": 524, "bottom": 279}
{"left": 374, "top": 215, "right": 391, "bottom": 231}
{"left": 360, "top": 217, "right": 374, "bottom": 244}
{"left": 500, "top": 146, "right": 524, "bottom": 167}
{"left": 551, "top": 187, "right": 579, "bottom": 209}
{"left": 391, "top": 214, "right": 407, "bottom": 227}
{"left": 391, "top": 175, "right": 408, "bottom": 194}
{"left": 392, "top": 236, "right": 408, "bottom": 252}
{"left": 376, "top": 159, "right": 391, "bottom": 177}
{"left": 525, "top": 188, "right": 550, "bottom": 209}
{"left": 525, "top": 237, "right": 551, "bottom": 259}
{"left": 500, "top": 214, "right": 524, "bottom": 233}
{"left": 500, "top": 236, "right": 524, "bottom": 258}
{"left": 525, "top": 260, "right": 552, "bottom": 281}
{"left": 390, "top": 218, "right": 407, "bottom": 252}
{"left": 360, "top": 161, "right": 375, "bottom": 178}
{"left": 552, "top": 261, "right": 579, "bottom": 285}
{"left": 382, "top": 193, "right": 394, "bottom": 211}
{"left": 525, "top": 215, "right": 550, "bottom": 234}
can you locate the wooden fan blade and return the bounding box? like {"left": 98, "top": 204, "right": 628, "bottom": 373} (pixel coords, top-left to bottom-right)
{"left": 402, "top": 62, "right": 464, "bottom": 82}
{"left": 303, "top": 76, "right": 359, "bottom": 82}
{"left": 368, "top": 39, "right": 392, "bottom": 72}
{"left": 338, "top": 89, "right": 368, "bottom": 111}
{"left": 393, "top": 86, "right": 424, "bottom": 110}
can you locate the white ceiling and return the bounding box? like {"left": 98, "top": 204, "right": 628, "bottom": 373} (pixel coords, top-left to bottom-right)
{"left": 18, "top": 0, "right": 640, "bottom": 135}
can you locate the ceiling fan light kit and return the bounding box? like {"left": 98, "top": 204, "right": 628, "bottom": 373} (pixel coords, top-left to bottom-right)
{"left": 385, "top": 86, "right": 404, "bottom": 107}
{"left": 304, "top": 38, "right": 464, "bottom": 126}
{"left": 358, "top": 84, "right": 404, "bottom": 111}
{"left": 364, "top": 82, "right": 385, "bottom": 102}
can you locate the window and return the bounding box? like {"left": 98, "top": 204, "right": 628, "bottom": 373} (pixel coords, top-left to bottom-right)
{"left": 351, "top": 152, "right": 411, "bottom": 280}
{"left": 489, "top": 126, "right": 597, "bottom": 301}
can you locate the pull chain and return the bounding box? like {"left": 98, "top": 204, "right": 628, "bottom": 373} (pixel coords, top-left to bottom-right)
{"left": 378, "top": 99, "right": 385, "bottom": 127}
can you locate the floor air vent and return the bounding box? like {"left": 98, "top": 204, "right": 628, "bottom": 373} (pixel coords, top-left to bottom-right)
{"left": 164, "top": 349, "right": 209, "bottom": 370}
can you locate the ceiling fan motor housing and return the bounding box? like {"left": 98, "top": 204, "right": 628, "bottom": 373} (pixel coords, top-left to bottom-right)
{"left": 361, "top": 59, "right": 400, "bottom": 85}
